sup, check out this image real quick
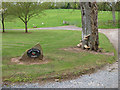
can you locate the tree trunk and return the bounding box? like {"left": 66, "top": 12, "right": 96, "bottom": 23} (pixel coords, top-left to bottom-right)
{"left": 25, "top": 21, "right": 28, "bottom": 33}
{"left": 2, "top": 13, "right": 5, "bottom": 33}
{"left": 80, "top": 2, "right": 99, "bottom": 51}
{"left": 112, "top": 2, "right": 116, "bottom": 26}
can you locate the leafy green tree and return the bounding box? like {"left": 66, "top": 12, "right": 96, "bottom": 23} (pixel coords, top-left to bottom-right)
{"left": 8, "top": 2, "right": 50, "bottom": 33}
{"left": 115, "top": 1, "right": 120, "bottom": 11}
{"left": 66, "top": 3, "right": 71, "bottom": 9}
{"left": 1, "top": 2, "right": 9, "bottom": 33}
{"left": 97, "top": 2, "right": 112, "bottom": 11}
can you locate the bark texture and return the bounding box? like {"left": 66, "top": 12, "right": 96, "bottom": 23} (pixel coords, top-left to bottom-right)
{"left": 25, "top": 21, "right": 28, "bottom": 33}
{"left": 80, "top": 2, "right": 99, "bottom": 51}
{"left": 112, "top": 2, "right": 116, "bottom": 25}
{"left": 2, "top": 13, "right": 5, "bottom": 33}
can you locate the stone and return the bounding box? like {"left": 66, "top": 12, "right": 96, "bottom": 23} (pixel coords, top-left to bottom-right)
{"left": 63, "top": 20, "right": 69, "bottom": 25}
{"left": 77, "top": 44, "right": 81, "bottom": 48}
{"left": 77, "top": 43, "right": 82, "bottom": 48}
{"left": 20, "top": 43, "right": 43, "bottom": 61}
{"left": 55, "top": 79, "right": 59, "bottom": 82}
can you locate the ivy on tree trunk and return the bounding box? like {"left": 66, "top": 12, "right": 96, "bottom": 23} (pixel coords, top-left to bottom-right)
{"left": 80, "top": 2, "right": 99, "bottom": 51}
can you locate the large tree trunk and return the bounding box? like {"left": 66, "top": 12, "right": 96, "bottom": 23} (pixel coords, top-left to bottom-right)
{"left": 112, "top": 2, "right": 116, "bottom": 25}
{"left": 80, "top": 2, "right": 99, "bottom": 51}
{"left": 2, "top": 13, "right": 5, "bottom": 33}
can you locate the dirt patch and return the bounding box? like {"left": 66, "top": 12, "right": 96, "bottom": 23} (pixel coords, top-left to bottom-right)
{"left": 60, "top": 47, "right": 114, "bottom": 56}
{"left": 11, "top": 57, "right": 50, "bottom": 65}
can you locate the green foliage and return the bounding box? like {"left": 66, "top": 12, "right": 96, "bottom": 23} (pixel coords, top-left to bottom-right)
{"left": 66, "top": 3, "right": 71, "bottom": 9}
{"left": 1, "top": 2, "right": 16, "bottom": 21}
{"left": 6, "top": 2, "right": 50, "bottom": 32}
{"left": 97, "top": 2, "right": 120, "bottom": 11}
{"left": 97, "top": 2, "right": 112, "bottom": 11}
{"left": 7, "top": 2, "right": 50, "bottom": 22}
{"left": 115, "top": 1, "right": 120, "bottom": 11}
{"left": 43, "top": 2, "right": 119, "bottom": 10}
{"left": 1, "top": 2, "right": 14, "bottom": 32}
{"left": 2, "top": 30, "right": 116, "bottom": 82}
{"left": 1, "top": 2, "right": 8, "bottom": 19}
{"left": 48, "top": 2, "right": 80, "bottom": 9}
{"left": 4, "top": 72, "right": 33, "bottom": 82}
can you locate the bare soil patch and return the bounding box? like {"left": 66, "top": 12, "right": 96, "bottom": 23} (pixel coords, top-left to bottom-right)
{"left": 60, "top": 47, "right": 114, "bottom": 56}
{"left": 11, "top": 57, "right": 50, "bottom": 65}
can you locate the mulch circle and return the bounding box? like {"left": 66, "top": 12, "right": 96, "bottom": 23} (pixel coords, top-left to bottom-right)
{"left": 60, "top": 47, "right": 114, "bottom": 56}
{"left": 11, "top": 57, "right": 50, "bottom": 65}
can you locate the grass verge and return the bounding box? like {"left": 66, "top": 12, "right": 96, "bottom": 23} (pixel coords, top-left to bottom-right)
{"left": 5, "top": 9, "right": 118, "bottom": 29}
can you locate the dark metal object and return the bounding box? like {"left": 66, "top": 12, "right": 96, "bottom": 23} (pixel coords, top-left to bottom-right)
{"left": 27, "top": 48, "right": 41, "bottom": 58}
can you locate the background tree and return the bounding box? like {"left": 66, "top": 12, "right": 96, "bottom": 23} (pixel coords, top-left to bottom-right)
{"left": 66, "top": 3, "right": 71, "bottom": 9}
{"left": 111, "top": 2, "right": 116, "bottom": 25}
{"left": 80, "top": 2, "right": 99, "bottom": 51}
{"left": 8, "top": 2, "right": 50, "bottom": 33}
{"left": 97, "top": 2, "right": 117, "bottom": 26}
{"left": 115, "top": 1, "right": 120, "bottom": 11}
{"left": 97, "top": 2, "right": 111, "bottom": 11}
{"left": 1, "top": 2, "right": 9, "bottom": 33}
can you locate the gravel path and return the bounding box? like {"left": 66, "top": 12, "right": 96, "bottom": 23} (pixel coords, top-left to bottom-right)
{"left": 4, "top": 62, "right": 117, "bottom": 88}
{"left": 3, "top": 26, "right": 118, "bottom": 88}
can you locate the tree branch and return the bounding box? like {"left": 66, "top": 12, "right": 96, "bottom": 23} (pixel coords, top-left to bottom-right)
{"left": 18, "top": 16, "right": 25, "bottom": 23}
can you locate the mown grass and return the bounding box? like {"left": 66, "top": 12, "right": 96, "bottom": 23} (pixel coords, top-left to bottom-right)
{"left": 5, "top": 9, "right": 118, "bottom": 29}
{"left": 2, "top": 30, "right": 116, "bottom": 82}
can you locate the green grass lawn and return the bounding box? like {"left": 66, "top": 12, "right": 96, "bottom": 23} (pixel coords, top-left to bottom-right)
{"left": 2, "top": 30, "right": 116, "bottom": 82}
{"left": 5, "top": 9, "right": 118, "bottom": 29}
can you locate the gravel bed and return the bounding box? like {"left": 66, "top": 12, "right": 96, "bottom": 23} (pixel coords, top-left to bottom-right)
{"left": 3, "top": 62, "right": 118, "bottom": 88}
